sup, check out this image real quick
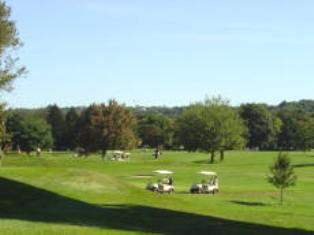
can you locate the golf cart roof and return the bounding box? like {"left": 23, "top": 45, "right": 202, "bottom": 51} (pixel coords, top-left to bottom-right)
{"left": 153, "top": 170, "right": 173, "bottom": 175}
{"left": 113, "top": 150, "right": 123, "bottom": 154}
{"left": 198, "top": 171, "right": 217, "bottom": 176}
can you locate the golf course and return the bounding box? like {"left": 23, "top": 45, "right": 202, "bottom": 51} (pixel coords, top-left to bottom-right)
{"left": 0, "top": 150, "right": 313, "bottom": 235}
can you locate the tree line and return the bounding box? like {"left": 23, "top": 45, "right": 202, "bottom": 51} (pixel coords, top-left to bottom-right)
{"left": 3, "top": 98, "right": 314, "bottom": 160}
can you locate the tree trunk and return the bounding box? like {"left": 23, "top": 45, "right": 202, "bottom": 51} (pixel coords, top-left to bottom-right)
{"left": 220, "top": 150, "right": 224, "bottom": 161}
{"left": 101, "top": 149, "right": 107, "bottom": 160}
{"left": 280, "top": 187, "right": 283, "bottom": 205}
{"left": 210, "top": 151, "right": 215, "bottom": 163}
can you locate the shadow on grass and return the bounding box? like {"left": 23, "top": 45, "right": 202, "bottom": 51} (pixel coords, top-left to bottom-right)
{"left": 0, "top": 177, "right": 312, "bottom": 235}
{"left": 193, "top": 160, "right": 217, "bottom": 165}
{"left": 230, "top": 201, "right": 267, "bottom": 207}
{"left": 293, "top": 163, "right": 314, "bottom": 168}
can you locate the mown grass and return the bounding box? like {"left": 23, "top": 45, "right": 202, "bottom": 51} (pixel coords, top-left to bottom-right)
{"left": 0, "top": 150, "right": 313, "bottom": 234}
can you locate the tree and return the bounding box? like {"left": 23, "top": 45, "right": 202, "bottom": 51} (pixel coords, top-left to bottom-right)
{"left": 277, "top": 100, "right": 314, "bottom": 114}
{"left": 0, "top": 1, "right": 26, "bottom": 148}
{"left": 0, "top": 103, "right": 10, "bottom": 145}
{"left": 78, "top": 100, "right": 138, "bottom": 156}
{"left": 0, "top": 104, "right": 9, "bottom": 166}
{"left": 137, "top": 113, "right": 174, "bottom": 148}
{"left": 64, "top": 107, "right": 80, "bottom": 149}
{"left": 6, "top": 113, "right": 53, "bottom": 154}
{"left": 0, "top": 1, "right": 26, "bottom": 91}
{"left": 278, "top": 111, "right": 314, "bottom": 151}
{"left": 240, "top": 104, "right": 282, "bottom": 150}
{"left": 174, "top": 105, "right": 205, "bottom": 152}
{"left": 176, "top": 97, "right": 246, "bottom": 163}
{"left": 216, "top": 107, "right": 247, "bottom": 161}
{"left": 268, "top": 153, "right": 297, "bottom": 204}
{"left": 46, "top": 105, "right": 66, "bottom": 150}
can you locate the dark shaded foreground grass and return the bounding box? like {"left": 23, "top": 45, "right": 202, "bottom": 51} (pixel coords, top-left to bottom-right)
{"left": 0, "top": 177, "right": 312, "bottom": 235}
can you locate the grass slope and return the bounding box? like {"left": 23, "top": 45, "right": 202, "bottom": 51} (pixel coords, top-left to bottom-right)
{"left": 0, "top": 150, "right": 313, "bottom": 235}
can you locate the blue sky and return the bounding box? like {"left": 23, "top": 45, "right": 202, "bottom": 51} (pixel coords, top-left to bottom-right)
{"left": 4, "top": 0, "right": 314, "bottom": 108}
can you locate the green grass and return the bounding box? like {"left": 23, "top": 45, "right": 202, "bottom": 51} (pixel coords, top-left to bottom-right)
{"left": 0, "top": 150, "right": 314, "bottom": 234}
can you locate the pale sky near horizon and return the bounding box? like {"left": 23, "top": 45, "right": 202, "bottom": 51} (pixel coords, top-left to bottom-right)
{"left": 3, "top": 0, "right": 314, "bottom": 108}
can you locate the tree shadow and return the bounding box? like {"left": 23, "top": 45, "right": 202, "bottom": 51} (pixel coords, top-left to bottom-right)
{"left": 0, "top": 177, "right": 312, "bottom": 235}
{"left": 230, "top": 201, "right": 267, "bottom": 207}
{"left": 293, "top": 163, "right": 314, "bottom": 168}
{"left": 193, "top": 160, "right": 217, "bottom": 164}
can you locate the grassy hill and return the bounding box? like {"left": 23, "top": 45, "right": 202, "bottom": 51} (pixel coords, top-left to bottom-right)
{"left": 0, "top": 151, "right": 313, "bottom": 234}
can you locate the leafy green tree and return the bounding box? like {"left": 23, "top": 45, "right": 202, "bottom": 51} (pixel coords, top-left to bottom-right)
{"left": 176, "top": 97, "right": 246, "bottom": 163}
{"left": 277, "top": 100, "right": 314, "bottom": 114}
{"left": 278, "top": 112, "right": 314, "bottom": 150}
{"left": 77, "top": 105, "right": 102, "bottom": 154}
{"left": 0, "top": 1, "right": 26, "bottom": 148}
{"left": 46, "top": 105, "right": 66, "bottom": 150}
{"left": 0, "top": 104, "right": 10, "bottom": 145}
{"left": 0, "top": 1, "right": 26, "bottom": 91}
{"left": 240, "top": 104, "right": 281, "bottom": 150}
{"left": 174, "top": 105, "right": 205, "bottom": 152}
{"left": 6, "top": 113, "right": 53, "bottom": 154}
{"left": 64, "top": 107, "right": 79, "bottom": 149}
{"left": 216, "top": 108, "right": 247, "bottom": 161}
{"left": 78, "top": 100, "right": 138, "bottom": 157}
{"left": 268, "top": 153, "right": 297, "bottom": 204}
{"left": 138, "top": 113, "right": 174, "bottom": 148}
{"left": 0, "top": 104, "right": 9, "bottom": 166}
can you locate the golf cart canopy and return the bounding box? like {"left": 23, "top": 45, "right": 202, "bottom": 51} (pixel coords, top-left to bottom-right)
{"left": 198, "top": 171, "right": 216, "bottom": 176}
{"left": 113, "top": 151, "right": 123, "bottom": 154}
{"left": 153, "top": 170, "right": 173, "bottom": 175}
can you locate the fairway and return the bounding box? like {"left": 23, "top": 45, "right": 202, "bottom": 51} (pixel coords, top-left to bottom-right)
{"left": 0, "top": 151, "right": 314, "bottom": 235}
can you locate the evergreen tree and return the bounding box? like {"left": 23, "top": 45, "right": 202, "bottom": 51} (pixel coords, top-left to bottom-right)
{"left": 64, "top": 107, "right": 79, "bottom": 149}
{"left": 240, "top": 104, "right": 282, "bottom": 150}
{"left": 138, "top": 113, "right": 174, "bottom": 148}
{"left": 46, "top": 105, "right": 66, "bottom": 150}
{"left": 268, "top": 153, "right": 297, "bottom": 204}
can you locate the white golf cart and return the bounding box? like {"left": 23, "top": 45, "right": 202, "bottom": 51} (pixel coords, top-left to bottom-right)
{"left": 111, "top": 151, "right": 130, "bottom": 161}
{"left": 146, "top": 170, "right": 175, "bottom": 193}
{"left": 190, "top": 171, "right": 219, "bottom": 194}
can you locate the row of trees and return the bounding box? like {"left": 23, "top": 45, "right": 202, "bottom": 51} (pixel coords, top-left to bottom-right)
{"left": 4, "top": 97, "right": 314, "bottom": 161}
{"left": 6, "top": 100, "right": 138, "bottom": 155}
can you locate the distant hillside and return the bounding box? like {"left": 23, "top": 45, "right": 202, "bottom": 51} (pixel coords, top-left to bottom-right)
{"left": 276, "top": 100, "right": 314, "bottom": 114}
{"left": 8, "top": 99, "right": 314, "bottom": 117}
{"left": 129, "top": 106, "right": 185, "bottom": 117}
{"left": 9, "top": 105, "right": 186, "bottom": 118}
